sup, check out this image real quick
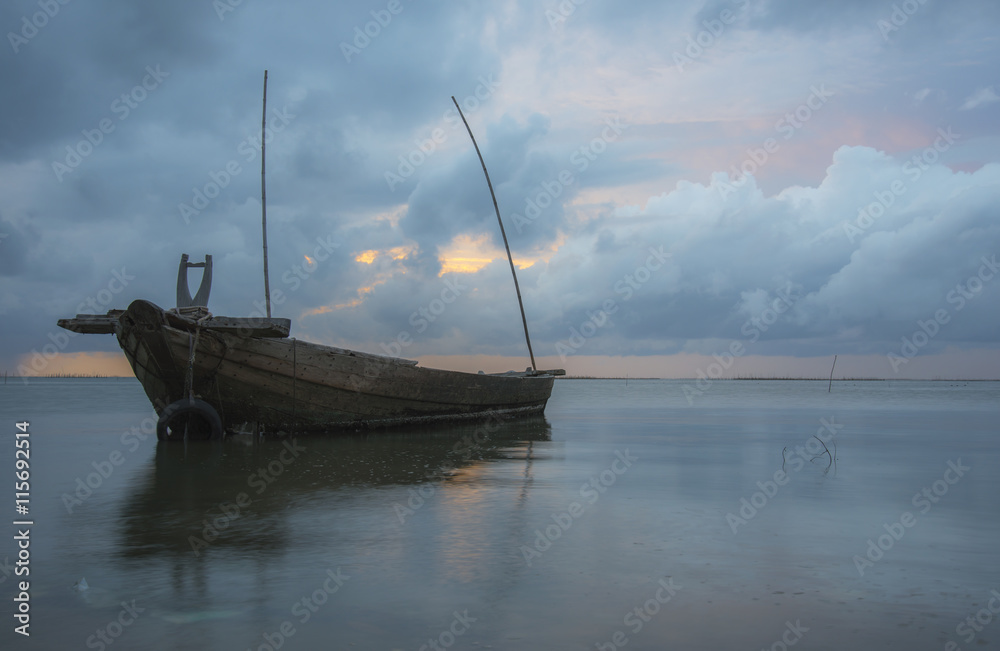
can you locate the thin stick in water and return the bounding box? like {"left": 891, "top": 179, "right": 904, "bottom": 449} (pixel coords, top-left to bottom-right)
{"left": 261, "top": 70, "right": 272, "bottom": 319}
{"left": 828, "top": 354, "right": 837, "bottom": 392}
{"left": 451, "top": 96, "right": 536, "bottom": 371}
{"left": 811, "top": 435, "right": 834, "bottom": 473}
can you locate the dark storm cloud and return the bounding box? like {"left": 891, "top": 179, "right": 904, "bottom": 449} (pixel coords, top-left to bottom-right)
{"left": 1, "top": 0, "right": 222, "bottom": 154}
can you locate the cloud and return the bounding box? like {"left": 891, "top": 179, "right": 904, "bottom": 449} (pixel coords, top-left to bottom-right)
{"left": 538, "top": 145, "right": 1000, "bottom": 358}
{"left": 912, "top": 87, "right": 946, "bottom": 107}
{"left": 280, "top": 145, "right": 1000, "bottom": 366}
{"left": 960, "top": 86, "right": 1000, "bottom": 111}
{"left": 2, "top": 0, "right": 1000, "bottom": 377}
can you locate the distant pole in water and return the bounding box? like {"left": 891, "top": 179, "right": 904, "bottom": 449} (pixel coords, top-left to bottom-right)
{"left": 451, "top": 96, "right": 537, "bottom": 371}
{"left": 828, "top": 354, "right": 838, "bottom": 392}
{"left": 261, "top": 70, "right": 272, "bottom": 318}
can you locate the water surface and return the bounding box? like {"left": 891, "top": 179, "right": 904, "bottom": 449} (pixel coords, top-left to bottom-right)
{"left": 1, "top": 378, "right": 998, "bottom": 650}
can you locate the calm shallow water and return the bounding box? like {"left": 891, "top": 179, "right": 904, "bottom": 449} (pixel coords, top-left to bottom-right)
{"left": 1, "top": 377, "right": 999, "bottom": 650}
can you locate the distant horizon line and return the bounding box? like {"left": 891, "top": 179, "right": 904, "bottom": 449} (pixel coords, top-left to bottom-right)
{"left": 559, "top": 376, "right": 998, "bottom": 381}
{"left": 4, "top": 373, "right": 998, "bottom": 382}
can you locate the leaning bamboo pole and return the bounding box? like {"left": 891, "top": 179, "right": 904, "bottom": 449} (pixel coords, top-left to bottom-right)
{"left": 261, "top": 70, "right": 272, "bottom": 318}
{"left": 451, "top": 96, "right": 537, "bottom": 371}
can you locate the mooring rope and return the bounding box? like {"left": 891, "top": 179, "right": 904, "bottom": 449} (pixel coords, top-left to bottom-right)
{"left": 291, "top": 338, "right": 297, "bottom": 435}
{"left": 184, "top": 312, "right": 212, "bottom": 401}
{"left": 185, "top": 331, "right": 196, "bottom": 401}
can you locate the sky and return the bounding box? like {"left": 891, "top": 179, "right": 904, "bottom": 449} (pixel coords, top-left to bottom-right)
{"left": 1, "top": 0, "right": 999, "bottom": 380}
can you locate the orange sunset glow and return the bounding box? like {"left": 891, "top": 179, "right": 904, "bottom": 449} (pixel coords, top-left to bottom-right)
{"left": 437, "top": 233, "right": 558, "bottom": 275}
{"left": 15, "top": 351, "right": 133, "bottom": 377}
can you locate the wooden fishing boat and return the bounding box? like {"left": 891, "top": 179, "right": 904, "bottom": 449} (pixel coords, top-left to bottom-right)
{"left": 57, "top": 255, "right": 561, "bottom": 440}
{"left": 58, "top": 84, "right": 562, "bottom": 440}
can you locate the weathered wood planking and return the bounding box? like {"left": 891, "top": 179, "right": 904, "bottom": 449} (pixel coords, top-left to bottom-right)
{"left": 56, "top": 311, "right": 124, "bottom": 334}
{"left": 107, "top": 299, "right": 555, "bottom": 434}
{"left": 58, "top": 309, "right": 290, "bottom": 338}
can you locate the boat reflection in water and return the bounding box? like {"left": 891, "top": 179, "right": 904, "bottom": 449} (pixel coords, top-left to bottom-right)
{"left": 113, "top": 415, "right": 552, "bottom": 631}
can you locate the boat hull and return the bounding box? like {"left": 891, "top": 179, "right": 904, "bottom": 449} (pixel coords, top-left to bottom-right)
{"left": 114, "top": 300, "right": 555, "bottom": 435}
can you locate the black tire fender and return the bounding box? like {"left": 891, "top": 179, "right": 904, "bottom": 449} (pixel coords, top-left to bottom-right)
{"left": 157, "top": 398, "right": 224, "bottom": 441}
